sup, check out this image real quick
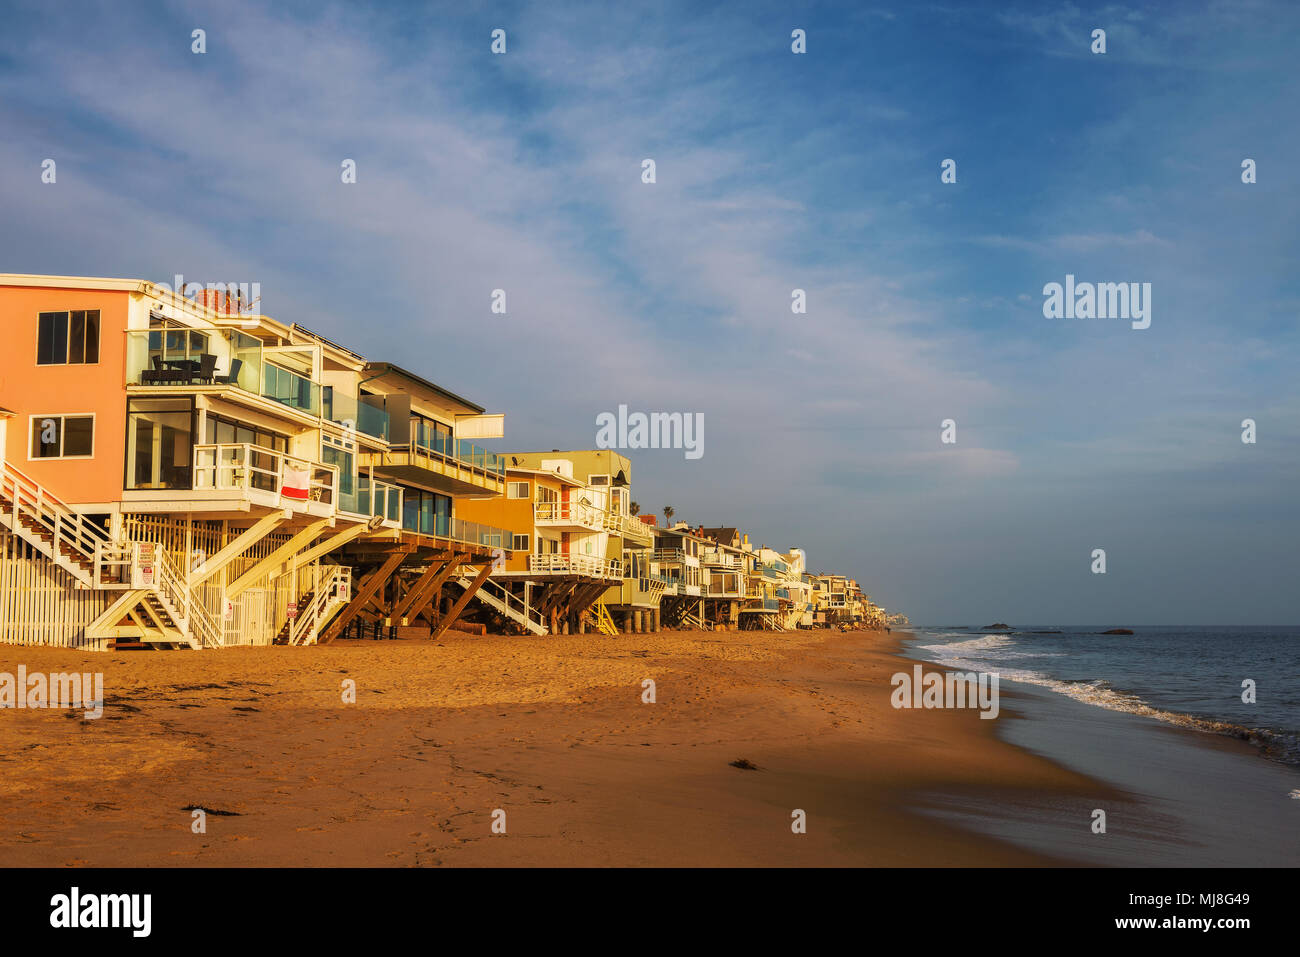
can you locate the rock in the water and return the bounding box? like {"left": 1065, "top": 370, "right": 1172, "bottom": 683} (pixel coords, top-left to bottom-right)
{"left": 983, "top": 622, "right": 1011, "bottom": 630}
{"left": 1101, "top": 628, "right": 1134, "bottom": 635}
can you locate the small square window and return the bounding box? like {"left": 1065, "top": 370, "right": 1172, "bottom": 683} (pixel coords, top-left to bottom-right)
{"left": 29, "top": 415, "right": 93, "bottom": 459}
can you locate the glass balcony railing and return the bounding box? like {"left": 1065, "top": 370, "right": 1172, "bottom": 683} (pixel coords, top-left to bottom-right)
{"left": 450, "top": 517, "right": 514, "bottom": 550}
{"left": 398, "top": 510, "right": 516, "bottom": 550}
{"left": 340, "top": 475, "right": 403, "bottom": 522}
{"left": 324, "top": 390, "right": 389, "bottom": 441}
{"left": 408, "top": 421, "right": 507, "bottom": 477}
{"left": 262, "top": 362, "right": 319, "bottom": 415}
{"left": 128, "top": 331, "right": 392, "bottom": 441}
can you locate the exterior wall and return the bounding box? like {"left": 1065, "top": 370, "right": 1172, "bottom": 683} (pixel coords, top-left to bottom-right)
{"left": 455, "top": 472, "right": 543, "bottom": 570}
{"left": 0, "top": 286, "right": 131, "bottom": 504}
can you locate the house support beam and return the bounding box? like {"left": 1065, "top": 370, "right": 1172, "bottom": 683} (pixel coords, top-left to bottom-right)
{"left": 189, "top": 510, "right": 289, "bottom": 586}
{"left": 429, "top": 562, "right": 493, "bottom": 641}
{"left": 270, "top": 516, "right": 384, "bottom": 579}
{"left": 226, "top": 519, "right": 330, "bottom": 599}
{"left": 319, "top": 548, "right": 411, "bottom": 643}
{"left": 391, "top": 551, "right": 462, "bottom": 624}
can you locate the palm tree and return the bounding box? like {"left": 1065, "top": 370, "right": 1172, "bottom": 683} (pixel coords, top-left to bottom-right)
{"left": 629, "top": 501, "right": 640, "bottom": 516}
{"left": 663, "top": 505, "right": 675, "bottom": 526}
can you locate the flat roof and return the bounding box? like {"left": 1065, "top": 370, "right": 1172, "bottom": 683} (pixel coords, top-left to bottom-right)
{"left": 361, "top": 361, "right": 485, "bottom": 414}
{"left": 505, "top": 466, "right": 585, "bottom": 488}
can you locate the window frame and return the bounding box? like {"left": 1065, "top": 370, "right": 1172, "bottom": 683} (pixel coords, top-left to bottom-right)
{"left": 28, "top": 413, "right": 96, "bottom": 461}
{"left": 37, "top": 310, "right": 101, "bottom": 366}
{"left": 124, "top": 396, "right": 196, "bottom": 490}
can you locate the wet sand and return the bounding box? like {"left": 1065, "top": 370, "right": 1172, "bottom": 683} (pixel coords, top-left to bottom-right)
{"left": 0, "top": 628, "right": 1103, "bottom": 866}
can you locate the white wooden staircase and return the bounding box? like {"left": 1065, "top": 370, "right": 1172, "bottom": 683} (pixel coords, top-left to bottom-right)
{"left": 0, "top": 461, "right": 110, "bottom": 587}
{"left": 273, "top": 565, "right": 351, "bottom": 646}
{"left": 453, "top": 575, "right": 548, "bottom": 635}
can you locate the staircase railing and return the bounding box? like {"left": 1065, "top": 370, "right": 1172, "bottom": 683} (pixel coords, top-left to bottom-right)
{"left": 587, "top": 599, "right": 618, "bottom": 635}
{"left": 288, "top": 564, "right": 349, "bottom": 645}
{"left": 466, "top": 575, "right": 548, "bottom": 634}
{"left": 0, "top": 461, "right": 112, "bottom": 579}
{"left": 155, "top": 546, "right": 224, "bottom": 649}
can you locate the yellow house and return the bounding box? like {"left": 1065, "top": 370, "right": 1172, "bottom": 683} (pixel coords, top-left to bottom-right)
{"left": 455, "top": 458, "right": 625, "bottom": 634}
{"left": 506, "top": 450, "right": 656, "bottom": 633}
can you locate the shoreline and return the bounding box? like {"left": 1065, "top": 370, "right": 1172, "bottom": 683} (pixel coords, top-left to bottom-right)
{"left": 0, "top": 628, "right": 1107, "bottom": 866}
{"left": 902, "top": 633, "right": 1300, "bottom": 866}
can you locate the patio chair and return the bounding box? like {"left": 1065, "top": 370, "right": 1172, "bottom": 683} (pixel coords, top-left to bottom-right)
{"left": 196, "top": 353, "right": 218, "bottom": 383}
{"left": 214, "top": 357, "right": 243, "bottom": 385}
{"left": 141, "top": 355, "right": 164, "bottom": 384}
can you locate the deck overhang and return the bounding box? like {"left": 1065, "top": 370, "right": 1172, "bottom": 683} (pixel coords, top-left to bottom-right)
{"left": 360, "top": 451, "right": 504, "bottom": 498}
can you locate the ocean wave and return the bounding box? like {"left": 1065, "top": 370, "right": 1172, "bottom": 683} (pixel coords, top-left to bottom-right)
{"left": 916, "top": 634, "right": 1062, "bottom": 664}
{"left": 913, "top": 642, "right": 1300, "bottom": 767}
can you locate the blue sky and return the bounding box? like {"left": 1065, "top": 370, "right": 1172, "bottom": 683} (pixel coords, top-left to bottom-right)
{"left": 1, "top": 0, "right": 1296, "bottom": 624}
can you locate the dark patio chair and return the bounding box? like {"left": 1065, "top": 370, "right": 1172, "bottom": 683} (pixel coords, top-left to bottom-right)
{"left": 214, "top": 357, "right": 243, "bottom": 385}
{"left": 141, "top": 355, "right": 163, "bottom": 384}
{"left": 196, "top": 353, "right": 218, "bottom": 383}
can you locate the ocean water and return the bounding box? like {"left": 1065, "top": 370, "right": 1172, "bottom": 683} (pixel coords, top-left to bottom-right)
{"left": 907, "top": 626, "right": 1300, "bottom": 767}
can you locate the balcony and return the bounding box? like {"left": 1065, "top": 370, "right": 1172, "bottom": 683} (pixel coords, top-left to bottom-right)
{"left": 523, "top": 554, "right": 623, "bottom": 579}
{"left": 122, "top": 442, "right": 341, "bottom": 518}
{"left": 652, "top": 548, "right": 700, "bottom": 566}
{"left": 361, "top": 422, "right": 506, "bottom": 498}
{"left": 534, "top": 500, "right": 605, "bottom": 531}
{"left": 706, "top": 571, "right": 745, "bottom": 597}
{"left": 399, "top": 513, "right": 516, "bottom": 551}
{"left": 125, "top": 330, "right": 389, "bottom": 440}
{"left": 605, "top": 511, "right": 654, "bottom": 547}
{"left": 339, "top": 475, "right": 403, "bottom": 528}
{"left": 703, "top": 549, "right": 742, "bottom": 568}
{"left": 322, "top": 390, "right": 389, "bottom": 441}
{"left": 741, "top": 598, "right": 780, "bottom": 613}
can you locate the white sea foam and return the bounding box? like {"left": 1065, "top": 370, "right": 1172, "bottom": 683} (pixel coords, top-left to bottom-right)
{"left": 913, "top": 633, "right": 1300, "bottom": 765}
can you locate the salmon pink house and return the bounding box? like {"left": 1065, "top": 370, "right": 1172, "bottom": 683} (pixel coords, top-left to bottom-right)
{"left": 0, "top": 274, "right": 516, "bottom": 650}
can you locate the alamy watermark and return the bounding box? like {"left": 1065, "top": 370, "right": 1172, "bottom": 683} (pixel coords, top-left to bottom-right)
{"left": 0, "top": 667, "right": 103, "bottom": 719}
{"left": 1042, "top": 274, "right": 1151, "bottom": 330}
{"left": 596, "top": 404, "right": 704, "bottom": 460}
{"left": 50, "top": 887, "right": 150, "bottom": 937}
{"left": 154, "top": 274, "right": 261, "bottom": 322}
{"left": 890, "top": 664, "right": 1000, "bottom": 719}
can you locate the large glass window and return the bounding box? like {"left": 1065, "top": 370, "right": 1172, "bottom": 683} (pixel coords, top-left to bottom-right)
{"left": 201, "top": 414, "right": 288, "bottom": 493}
{"left": 148, "top": 316, "right": 208, "bottom": 360}
{"left": 412, "top": 416, "right": 453, "bottom": 454}
{"left": 126, "top": 398, "right": 193, "bottom": 489}
{"left": 321, "top": 434, "right": 356, "bottom": 498}
{"left": 401, "top": 488, "right": 452, "bottom": 536}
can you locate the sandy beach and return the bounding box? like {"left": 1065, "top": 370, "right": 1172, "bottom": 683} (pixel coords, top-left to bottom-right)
{"left": 0, "top": 629, "right": 1104, "bottom": 866}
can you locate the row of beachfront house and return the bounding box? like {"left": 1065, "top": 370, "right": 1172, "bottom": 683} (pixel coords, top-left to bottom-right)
{"left": 0, "top": 275, "right": 887, "bottom": 650}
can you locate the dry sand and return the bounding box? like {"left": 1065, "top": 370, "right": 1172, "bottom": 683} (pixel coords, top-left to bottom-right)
{"left": 0, "top": 628, "right": 1103, "bottom": 866}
